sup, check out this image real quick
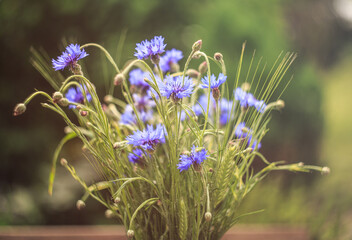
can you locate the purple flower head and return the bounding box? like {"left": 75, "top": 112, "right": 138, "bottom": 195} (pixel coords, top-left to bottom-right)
{"left": 129, "top": 69, "right": 151, "bottom": 91}
{"left": 254, "top": 100, "right": 267, "bottom": 113}
{"left": 158, "top": 75, "right": 194, "bottom": 102}
{"left": 235, "top": 122, "right": 248, "bottom": 138}
{"left": 159, "top": 49, "right": 183, "bottom": 72}
{"left": 132, "top": 94, "right": 156, "bottom": 111}
{"left": 234, "top": 122, "right": 262, "bottom": 150}
{"left": 52, "top": 44, "right": 88, "bottom": 71}
{"left": 65, "top": 85, "right": 92, "bottom": 109}
{"left": 134, "top": 36, "right": 166, "bottom": 60}
{"left": 126, "top": 124, "right": 166, "bottom": 151}
{"left": 120, "top": 105, "right": 153, "bottom": 125}
{"left": 128, "top": 148, "right": 150, "bottom": 165}
{"left": 177, "top": 145, "right": 209, "bottom": 172}
{"left": 201, "top": 73, "right": 227, "bottom": 89}
{"left": 234, "top": 88, "right": 257, "bottom": 108}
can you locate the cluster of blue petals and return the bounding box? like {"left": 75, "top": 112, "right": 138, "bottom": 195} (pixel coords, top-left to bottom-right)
{"left": 126, "top": 124, "right": 166, "bottom": 151}
{"left": 201, "top": 73, "right": 227, "bottom": 89}
{"left": 158, "top": 75, "right": 194, "bottom": 101}
{"left": 159, "top": 49, "right": 183, "bottom": 72}
{"left": 181, "top": 95, "right": 233, "bottom": 125}
{"left": 120, "top": 105, "right": 152, "bottom": 125}
{"left": 65, "top": 85, "right": 92, "bottom": 109}
{"left": 177, "top": 145, "right": 209, "bottom": 172}
{"left": 234, "top": 88, "right": 267, "bottom": 113}
{"left": 134, "top": 36, "right": 166, "bottom": 60}
{"left": 129, "top": 69, "right": 151, "bottom": 91}
{"left": 234, "top": 122, "right": 262, "bottom": 150}
{"left": 52, "top": 44, "right": 88, "bottom": 71}
{"left": 128, "top": 148, "right": 150, "bottom": 164}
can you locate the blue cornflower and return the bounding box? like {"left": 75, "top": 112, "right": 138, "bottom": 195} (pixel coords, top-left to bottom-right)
{"left": 234, "top": 88, "right": 257, "bottom": 108}
{"left": 177, "top": 145, "right": 209, "bottom": 172}
{"left": 129, "top": 69, "right": 150, "bottom": 91}
{"left": 201, "top": 73, "right": 227, "bottom": 89}
{"left": 126, "top": 124, "right": 166, "bottom": 151}
{"left": 159, "top": 49, "right": 183, "bottom": 72}
{"left": 158, "top": 75, "right": 194, "bottom": 102}
{"left": 128, "top": 148, "right": 149, "bottom": 165}
{"left": 134, "top": 36, "right": 166, "bottom": 61}
{"left": 120, "top": 105, "right": 152, "bottom": 125}
{"left": 65, "top": 85, "right": 92, "bottom": 109}
{"left": 132, "top": 94, "right": 155, "bottom": 111}
{"left": 234, "top": 122, "right": 261, "bottom": 150}
{"left": 52, "top": 44, "right": 88, "bottom": 71}
{"left": 254, "top": 100, "right": 267, "bottom": 113}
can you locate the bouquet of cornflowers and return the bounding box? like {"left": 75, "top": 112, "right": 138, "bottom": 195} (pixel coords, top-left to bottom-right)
{"left": 14, "top": 36, "right": 329, "bottom": 239}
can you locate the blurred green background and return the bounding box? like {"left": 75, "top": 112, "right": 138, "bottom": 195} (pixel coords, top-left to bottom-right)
{"left": 1, "top": 0, "right": 351, "bottom": 239}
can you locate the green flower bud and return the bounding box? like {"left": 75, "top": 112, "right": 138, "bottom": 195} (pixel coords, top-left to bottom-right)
{"left": 322, "top": 167, "right": 330, "bottom": 175}
{"left": 198, "top": 61, "right": 208, "bottom": 74}
{"left": 114, "top": 74, "right": 125, "bottom": 86}
{"left": 192, "top": 39, "right": 202, "bottom": 52}
{"left": 60, "top": 158, "right": 68, "bottom": 166}
{"left": 105, "top": 209, "right": 114, "bottom": 219}
{"left": 205, "top": 212, "right": 212, "bottom": 222}
{"left": 76, "top": 200, "right": 86, "bottom": 210}
{"left": 13, "top": 103, "right": 26, "bottom": 116}
{"left": 214, "top": 52, "right": 223, "bottom": 61}
{"left": 52, "top": 92, "right": 63, "bottom": 103}
{"left": 58, "top": 98, "right": 69, "bottom": 107}
{"left": 186, "top": 69, "right": 200, "bottom": 79}
{"left": 127, "top": 230, "right": 134, "bottom": 238}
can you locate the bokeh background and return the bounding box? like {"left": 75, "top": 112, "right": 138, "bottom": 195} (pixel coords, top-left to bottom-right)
{"left": 1, "top": 0, "right": 352, "bottom": 239}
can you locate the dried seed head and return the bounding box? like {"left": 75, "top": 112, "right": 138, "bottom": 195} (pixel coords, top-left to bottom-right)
{"left": 13, "top": 103, "right": 26, "bottom": 116}
{"left": 127, "top": 230, "right": 135, "bottom": 238}
{"left": 60, "top": 158, "right": 68, "bottom": 166}
{"left": 214, "top": 52, "right": 223, "bottom": 61}
{"left": 105, "top": 209, "right": 114, "bottom": 219}
{"left": 76, "top": 200, "right": 86, "bottom": 210}
{"left": 52, "top": 92, "right": 63, "bottom": 103}
{"left": 186, "top": 69, "right": 200, "bottom": 79}
{"left": 114, "top": 73, "right": 125, "bottom": 86}
{"left": 58, "top": 98, "right": 69, "bottom": 107}
{"left": 198, "top": 61, "right": 208, "bottom": 74}
{"left": 322, "top": 166, "right": 330, "bottom": 175}
{"left": 205, "top": 212, "right": 212, "bottom": 222}
{"left": 192, "top": 39, "right": 202, "bottom": 52}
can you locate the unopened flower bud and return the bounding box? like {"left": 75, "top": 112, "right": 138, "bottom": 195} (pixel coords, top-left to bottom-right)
{"left": 105, "top": 209, "right": 114, "bottom": 219}
{"left": 322, "top": 167, "right": 330, "bottom": 175}
{"left": 52, "top": 92, "right": 63, "bottom": 103}
{"left": 79, "top": 110, "right": 88, "bottom": 117}
{"left": 151, "top": 54, "right": 160, "bottom": 65}
{"left": 76, "top": 200, "right": 86, "bottom": 210}
{"left": 241, "top": 82, "right": 251, "bottom": 91}
{"left": 127, "top": 230, "right": 135, "bottom": 238}
{"left": 192, "top": 39, "right": 202, "bottom": 52}
{"left": 205, "top": 212, "right": 212, "bottom": 222}
{"left": 13, "top": 103, "right": 26, "bottom": 116}
{"left": 157, "top": 200, "right": 162, "bottom": 206}
{"left": 58, "top": 98, "right": 69, "bottom": 107}
{"left": 214, "top": 52, "right": 223, "bottom": 61}
{"left": 276, "top": 100, "right": 285, "bottom": 109}
{"left": 104, "top": 95, "right": 113, "bottom": 103}
{"left": 60, "top": 158, "right": 68, "bottom": 166}
{"left": 198, "top": 61, "right": 208, "bottom": 74}
{"left": 186, "top": 69, "right": 200, "bottom": 79}
{"left": 170, "top": 62, "right": 180, "bottom": 73}
{"left": 114, "top": 74, "right": 125, "bottom": 86}
{"left": 298, "top": 162, "right": 304, "bottom": 167}
{"left": 212, "top": 88, "right": 221, "bottom": 101}
{"left": 114, "top": 197, "right": 121, "bottom": 204}
{"left": 192, "top": 51, "right": 201, "bottom": 59}
{"left": 113, "top": 141, "right": 126, "bottom": 149}
{"left": 209, "top": 168, "right": 214, "bottom": 173}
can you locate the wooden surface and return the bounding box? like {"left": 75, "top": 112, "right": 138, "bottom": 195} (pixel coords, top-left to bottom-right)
{"left": 0, "top": 225, "right": 309, "bottom": 240}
